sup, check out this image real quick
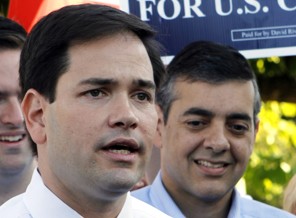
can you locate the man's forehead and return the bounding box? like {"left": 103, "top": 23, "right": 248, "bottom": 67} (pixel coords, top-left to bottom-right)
{"left": 173, "top": 80, "right": 255, "bottom": 112}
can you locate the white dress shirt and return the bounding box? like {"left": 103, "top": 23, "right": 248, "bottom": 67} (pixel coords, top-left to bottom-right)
{"left": 0, "top": 169, "right": 171, "bottom": 218}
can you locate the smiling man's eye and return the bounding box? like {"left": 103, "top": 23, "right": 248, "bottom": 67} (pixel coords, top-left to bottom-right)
{"left": 186, "top": 120, "right": 207, "bottom": 130}
{"left": 0, "top": 93, "right": 8, "bottom": 104}
{"left": 229, "top": 124, "right": 249, "bottom": 134}
{"left": 188, "top": 121, "right": 200, "bottom": 126}
{"left": 135, "top": 92, "right": 152, "bottom": 102}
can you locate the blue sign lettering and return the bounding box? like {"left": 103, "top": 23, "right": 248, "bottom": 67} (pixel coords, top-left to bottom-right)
{"left": 126, "top": 0, "right": 296, "bottom": 60}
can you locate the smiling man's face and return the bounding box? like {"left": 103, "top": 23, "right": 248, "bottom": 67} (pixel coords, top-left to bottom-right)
{"left": 0, "top": 49, "right": 32, "bottom": 175}
{"left": 159, "top": 80, "right": 257, "bottom": 205}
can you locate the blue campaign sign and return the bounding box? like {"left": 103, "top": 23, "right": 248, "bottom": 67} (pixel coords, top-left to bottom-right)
{"left": 120, "top": 0, "right": 296, "bottom": 63}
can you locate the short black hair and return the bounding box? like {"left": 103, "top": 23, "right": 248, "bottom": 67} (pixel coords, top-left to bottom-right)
{"left": 0, "top": 16, "right": 27, "bottom": 50}
{"left": 157, "top": 41, "right": 261, "bottom": 124}
{"left": 20, "top": 4, "right": 165, "bottom": 102}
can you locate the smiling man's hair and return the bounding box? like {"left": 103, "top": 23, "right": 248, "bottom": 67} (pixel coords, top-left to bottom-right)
{"left": 157, "top": 41, "right": 261, "bottom": 125}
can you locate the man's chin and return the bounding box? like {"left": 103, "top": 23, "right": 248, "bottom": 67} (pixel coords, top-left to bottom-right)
{"left": 105, "top": 170, "right": 141, "bottom": 191}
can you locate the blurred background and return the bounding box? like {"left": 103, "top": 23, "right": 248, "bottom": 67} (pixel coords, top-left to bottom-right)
{"left": 1, "top": 0, "right": 295, "bottom": 208}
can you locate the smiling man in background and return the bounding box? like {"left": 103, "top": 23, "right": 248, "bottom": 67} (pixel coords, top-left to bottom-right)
{"left": 0, "top": 16, "right": 35, "bottom": 205}
{"left": 132, "top": 41, "right": 296, "bottom": 218}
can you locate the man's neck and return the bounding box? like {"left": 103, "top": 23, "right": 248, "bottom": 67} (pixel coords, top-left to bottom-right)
{"left": 180, "top": 198, "right": 231, "bottom": 218}
{"left": 68, "top": 190, "right": 128, "bottom": 218}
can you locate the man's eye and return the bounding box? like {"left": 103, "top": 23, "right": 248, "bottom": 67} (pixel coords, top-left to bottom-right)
{"left": 135, "top": 92, "right": 151, "bottom": 102}
{"left": 186, "top": 120, "right": 206, "bottom": 128}
{"left": 86, "top": 89, "right": 104, "bottom": 97}
{"left": 0, "top": 94, "right": 7, "bottom": 104}
{"left": 230, "top": 124, "right": 248, "bottom": 134}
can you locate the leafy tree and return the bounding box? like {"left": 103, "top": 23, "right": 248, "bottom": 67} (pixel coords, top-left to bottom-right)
{"left": 244, "top": 101, "right": 296, "bottom": 208}
{"left": 250, "top": 57, "right": 296, "bottom": 103}
{"left": 243, "top": 57, "right": 296, "bottom": 208}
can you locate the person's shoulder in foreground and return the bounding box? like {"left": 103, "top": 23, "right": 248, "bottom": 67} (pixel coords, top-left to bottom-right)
{"left": 0, "top": 194, "right": 28, "bottom": 218}
{"left": 0, "top": 196, "right": 171, "bottom": 218}
{"left": 0, "top": 177, "right": 171, "bottom": 218}
{"left": 238, "top": 194, "right": 296, "bottom": 218}
{"left": 0, "top": 159, "right": 171, "bottom": 218}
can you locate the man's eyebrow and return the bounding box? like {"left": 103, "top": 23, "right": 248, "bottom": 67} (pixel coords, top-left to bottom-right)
{"left": 132, "top": 79, "right": 156, "bottom": 90}
{"left": 183, "top": 107, "right": 214, "bottom": 117}
{"left": 227, "top": 113, "right": 252, "bottom": 122}
{"left": 0, "top": 90, "right": 7, "bottom": 95}
{"left": 0, "top": 90, "right": 14, "bottom": 98}
{"left": 78, "top": 78, "right": 116, "bottom": 86}
{"left": 77, "top": 78, "right": 155, "bottom": 90}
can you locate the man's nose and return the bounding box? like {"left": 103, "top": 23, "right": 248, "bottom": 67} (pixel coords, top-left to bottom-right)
{"left": 203, "top": 124, "right": 230, "bottom": 153}
{"left": 108, "top": 96, "right": 139, "bottom": 130}
{"left": 1, "top": 97, "right": 24, "bottom": 127}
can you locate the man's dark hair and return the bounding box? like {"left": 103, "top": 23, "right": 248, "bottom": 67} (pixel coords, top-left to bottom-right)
{"left": 20, "top": 4, "right": 165, "bottom": 101}
{"left": 157, "top": 41, "right": 261, "bottom": 124}
{"left": 0, "top": 16, "right": 26, "bottom": 50}
{"left": 19, "top": 4, "right": 165, "bottom": 155}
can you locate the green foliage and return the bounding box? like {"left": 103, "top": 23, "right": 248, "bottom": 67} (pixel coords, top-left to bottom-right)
{"left": 244, "top": 101, "right": 296, "bottom": 208}
{"left": 249, "top": 56, "right": 296, "bottom": 78}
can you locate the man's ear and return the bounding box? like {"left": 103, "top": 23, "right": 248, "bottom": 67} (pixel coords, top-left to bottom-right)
{"left": 255, "top": 119, "right": 260, "bottom": 135}
{"left": 153, "top": 105, "right": 164, "bottom": 149}
{"left": 21, "top": 89, "right": 47, "bottom": 145}
{"left": 250, "top": 118, "right": 260, "bottom": 152}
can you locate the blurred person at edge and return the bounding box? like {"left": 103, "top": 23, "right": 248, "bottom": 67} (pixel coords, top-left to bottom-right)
{"left": 0, "top": 4, "right": 171, "bottom": 218}
{"left": 131, "top": 146, "right": 160, "bottom": 191}
{"left": 0, "top": 16, "right": 36, "bottom": 205}
{"left": 283, "top": 174, "right": 296, "bottom": 215}
{"left": 132, "top": 40, "right": 296, "bottom": 218}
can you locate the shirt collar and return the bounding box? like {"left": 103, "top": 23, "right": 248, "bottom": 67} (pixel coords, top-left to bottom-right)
{"left": 24, "top": 169, "right": 82, "bottom": 218}
{"left": 154, "top": 171, "right": 243, "bottom": 218}
{"left": 227, "top": 188, "right": 241, "bottom": 218}
{"left": 118, "top": 192, "right": 133, "bottom": 218}
{"left": 24, "top": 169, "right": 137, "bottom": 218}
{"left": 150, "top": 172, "right": 186, "bottom": 218}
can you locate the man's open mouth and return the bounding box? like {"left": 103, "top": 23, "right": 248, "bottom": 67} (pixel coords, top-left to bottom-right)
{"left": 104, "top": 144, "right": 139, "bottom": 154}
